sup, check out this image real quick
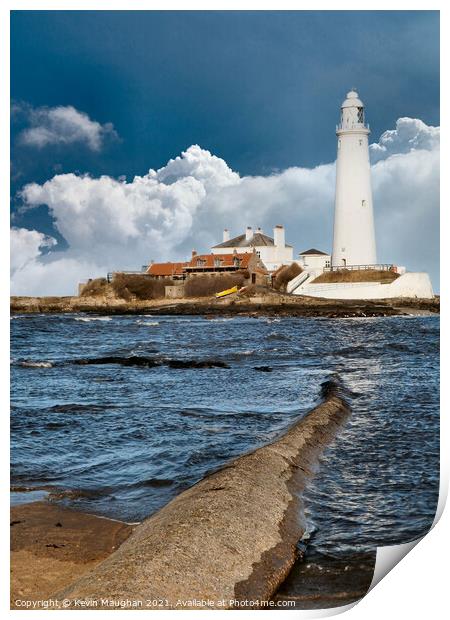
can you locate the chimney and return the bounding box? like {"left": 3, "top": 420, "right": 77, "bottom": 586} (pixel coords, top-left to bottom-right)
{"left": 245, "top": 226, "right": 253, "bottom": 241}
{"left": 192, "top": 250, "right": 197, "bottom": 258}
{"left": 256, "top": 226, "right": 262, "bottom": 233}
{"left": 274, "top": 225, "right": 285, "bottom": 248}
{"left": 223, "top": 228, "right": 230, "bottom": 242}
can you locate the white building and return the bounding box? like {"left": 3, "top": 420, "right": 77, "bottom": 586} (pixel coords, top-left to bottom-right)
{"left": 298, "top": 248, "right": 331, "bottom": 271}
{"left": 211, "top": 225, "right": 293, "bottom": 272}
{"left": 332, "top": 90, "right": 377, "bottom": 267}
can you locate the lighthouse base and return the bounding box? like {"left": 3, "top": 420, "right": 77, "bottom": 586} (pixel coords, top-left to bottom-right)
{"left": 289, "top": 272, "right": 434, "bottom": 300}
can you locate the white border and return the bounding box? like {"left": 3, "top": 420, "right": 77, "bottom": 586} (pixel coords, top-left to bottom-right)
{"left": 3, "top": 3, "right": 446, "bottom": 618}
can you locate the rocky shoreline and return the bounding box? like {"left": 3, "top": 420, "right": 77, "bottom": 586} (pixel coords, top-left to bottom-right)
{"left": 10, "top": 293, "right": 440, "bottom": 319}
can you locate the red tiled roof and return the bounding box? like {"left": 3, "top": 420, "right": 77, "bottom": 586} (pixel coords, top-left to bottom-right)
{"left": 146, "top": 262, "right": 188, "bottom": 276}
{"left": 185, "top": 253, "right": 253, "bottom": 270}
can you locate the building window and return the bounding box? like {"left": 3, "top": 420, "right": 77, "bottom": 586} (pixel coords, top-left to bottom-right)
{"left": 325, "top": 260, "right": 331, "bottom": 267}
{"left": 256, "top": 251, "right": 261, "bottom": 257}
{"left": 361, "top": 199, "right": 366, "bottom": 207}
{"left": 357, "top": 107, "right": 364, "bottom": 123}
{"left": 214, "top": 258, "right": 222, "bottom": 267}
{"left": 359, "top": 139, "right": 363, "bottom": 146}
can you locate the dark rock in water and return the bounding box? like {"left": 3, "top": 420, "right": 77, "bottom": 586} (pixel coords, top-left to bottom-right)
{"left": 75, "top": 356, "right": 161, "bottom": 368}
{"left": 167, "top": 359, "right": 230, "bottom": 369}
{"left": 319, "top": 377, "right": 351, "bottom": 403}
{"left": 74, "top": 356, "right": 229, "bottom": 370}
{"left": 254, "top": 366, "right": 273, "bottom": 372}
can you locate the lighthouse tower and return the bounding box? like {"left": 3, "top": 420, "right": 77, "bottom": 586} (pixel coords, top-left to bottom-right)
{"left": 332, "top": 90, "right": 377, "bottom": 267}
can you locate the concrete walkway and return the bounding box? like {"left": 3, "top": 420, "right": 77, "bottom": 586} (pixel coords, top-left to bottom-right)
{"left": 56, "top": 387, "right": 350, "bottom": 609}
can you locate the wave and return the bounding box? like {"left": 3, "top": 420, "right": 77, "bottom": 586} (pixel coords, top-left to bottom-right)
{"left": 136, "top": 320, "right": 159, "bottom": 326}
{"left": 47, "top": 487, "right": 112, "bottom": 500}
{"left": 75, "top": 316, "right": 112, "bottom": 322}
{"left": 229, "top": 349, "right": 256, "bottom": 359}
{"left": 136, "top": 478, "right": 174, "bottom": 488}
{"left": 19, "top": 360, "right": 53, "bottom": 368}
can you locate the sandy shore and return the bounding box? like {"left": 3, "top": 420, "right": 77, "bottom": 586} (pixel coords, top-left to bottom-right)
{"left": 10, "top": 502, "right": 133, "bottom": 609}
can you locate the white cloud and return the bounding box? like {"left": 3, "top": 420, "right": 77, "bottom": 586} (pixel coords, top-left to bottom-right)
{"left": 370, "top": 117, "right": 439, "bottom": 163}
{"left": 16, "top": 103, "right": 118, "bottom": 151}
{"left": 11, "top": 118, "right": 439, "bottom": 296}
{"left": 10, "top": 228, "right": 56, "bottom": 275}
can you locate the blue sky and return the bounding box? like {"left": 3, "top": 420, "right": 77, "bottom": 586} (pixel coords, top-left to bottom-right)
{"left": 10, "top": 11, "right": 440, "bottom": 293}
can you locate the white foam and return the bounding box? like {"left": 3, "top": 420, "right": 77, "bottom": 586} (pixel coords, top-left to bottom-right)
{"left": 75, "top": 316, "right": 112, "bottom": 322}
{"left": 20, "top": 361, "right": 53, "bottom": 368}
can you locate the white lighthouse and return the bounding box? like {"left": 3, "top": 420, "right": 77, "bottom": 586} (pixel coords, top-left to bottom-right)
{"left": 288, "top": 88, "right": 434, "bottom": 299}
{"left": 332, "top": 90, "right": 377, "bottom": 267}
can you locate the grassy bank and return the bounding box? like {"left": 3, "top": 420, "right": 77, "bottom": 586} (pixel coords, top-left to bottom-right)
{"left": 312, "top": 269, "right": 400, "bottom": 284}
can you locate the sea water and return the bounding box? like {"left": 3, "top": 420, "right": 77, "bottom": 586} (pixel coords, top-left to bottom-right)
{"left": 10, "top": 313, "right": 439, "bottom": 559}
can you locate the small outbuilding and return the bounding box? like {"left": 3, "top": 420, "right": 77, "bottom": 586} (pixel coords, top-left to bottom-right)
{"left": 298, "top": 248, "right": 331, "bottom": 271}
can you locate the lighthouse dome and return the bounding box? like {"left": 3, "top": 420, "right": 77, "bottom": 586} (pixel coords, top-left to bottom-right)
{"left": 341, "top": 90, "right": 364, "bottom": 108}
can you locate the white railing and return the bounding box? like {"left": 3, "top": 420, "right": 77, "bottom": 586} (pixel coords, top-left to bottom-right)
{"left": 324, "top": 264, "right": 394, "bottom": 273}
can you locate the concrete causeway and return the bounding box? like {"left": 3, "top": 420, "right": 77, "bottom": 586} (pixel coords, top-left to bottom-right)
{"left": 56, "top": 386, "right": 350, "bottom": 609}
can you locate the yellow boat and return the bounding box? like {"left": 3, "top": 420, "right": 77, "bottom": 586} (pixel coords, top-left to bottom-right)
{"left": 215, "top": 285, "right": 238, "bottom": 298}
